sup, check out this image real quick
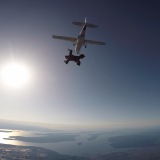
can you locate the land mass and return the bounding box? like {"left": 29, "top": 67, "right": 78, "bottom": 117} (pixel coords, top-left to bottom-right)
{"left": 92, "top": 147, "right": 160, "bottom": 160}
{"left": 4, "top": 133, "right": 78, "bottom": 143}
{"left": 1, "top": 143, "right": 160, "bottom": 160}
{"left": 0, "top": 143, "right": 88, "bottom": 160}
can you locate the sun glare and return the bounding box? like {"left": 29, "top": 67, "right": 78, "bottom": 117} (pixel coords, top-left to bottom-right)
{"left": 1, "top": 62, "right": 30, "bottom": 89}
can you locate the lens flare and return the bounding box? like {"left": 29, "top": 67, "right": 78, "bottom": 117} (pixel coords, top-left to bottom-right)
{"left": 1, "top": 62, "right": 30, "bottom": 89}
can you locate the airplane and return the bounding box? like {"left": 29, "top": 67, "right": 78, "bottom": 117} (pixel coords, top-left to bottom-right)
{"left": 64, "top": 49, "right": 85, "bottom": 66}
{"left": 52, "top": 18, "right": 106, "bottom": 54}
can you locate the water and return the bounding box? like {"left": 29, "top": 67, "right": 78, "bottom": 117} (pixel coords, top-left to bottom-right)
{"left": 0, "top": 129, "right": 133, "bottom": 157}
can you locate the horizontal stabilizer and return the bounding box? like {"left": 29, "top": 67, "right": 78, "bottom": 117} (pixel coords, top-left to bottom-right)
{"left": 72, "top": 22, "right": 98, "bottom": 28}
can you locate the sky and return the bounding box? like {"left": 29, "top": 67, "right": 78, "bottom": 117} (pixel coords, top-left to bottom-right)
{"left": 0, "top": 0, "right": 160, "bottom": 128}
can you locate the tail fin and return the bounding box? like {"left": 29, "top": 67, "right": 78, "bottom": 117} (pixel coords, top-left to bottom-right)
{"left": 72, "top": 18, "right": 98, "bottom": 28}
{"left": 85, "top": 17, "right": 87, "bottom": 23}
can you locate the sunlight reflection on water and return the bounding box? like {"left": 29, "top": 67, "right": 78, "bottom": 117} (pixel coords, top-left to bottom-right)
{"left": 0, "top": 129, "right": 26, "bottom": 146}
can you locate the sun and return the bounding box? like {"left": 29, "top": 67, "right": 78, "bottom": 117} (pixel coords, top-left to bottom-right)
{"left": 1, "top": 62, "right": 31, "bottom": 89}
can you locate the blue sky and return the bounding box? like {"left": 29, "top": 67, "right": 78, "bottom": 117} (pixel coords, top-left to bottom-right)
{"left": 0, "top": 0, "right": 160, "bottom": 128}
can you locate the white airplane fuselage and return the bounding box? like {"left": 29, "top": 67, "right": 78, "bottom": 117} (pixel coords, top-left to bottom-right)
{"left": 52, "top": 18, "right": 106, "bottom": 54}
{"left": 75, "top": 25, "right": 86, "bottom": 54}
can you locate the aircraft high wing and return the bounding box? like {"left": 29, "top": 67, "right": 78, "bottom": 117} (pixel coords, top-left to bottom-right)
{"left": 84, "top": 39, "right": 106, "bottom": 45}
{"left": 52, "top": 35, "right": 77, "bottom": 43}
{"left": 52, "top": 18, "right": 106, "bottom": 54}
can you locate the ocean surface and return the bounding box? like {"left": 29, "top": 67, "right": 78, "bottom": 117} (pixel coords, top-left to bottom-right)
{"left": 0, "top": 129, "right": 132, "bottom": 157}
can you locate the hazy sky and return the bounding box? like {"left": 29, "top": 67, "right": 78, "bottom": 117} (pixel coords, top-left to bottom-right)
{"left": 0, "top": 0, "right": 160, "bottom": 128}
